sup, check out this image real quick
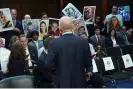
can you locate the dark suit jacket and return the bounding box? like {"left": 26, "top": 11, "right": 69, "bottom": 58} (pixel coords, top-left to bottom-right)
{"left": 28, "top": 40, "right": 43, "bottom": 62}
{"left": 90, "top": 35, "right": 105, "bottom": 51}
{"left": 7, "top": 60, "right": 25, "bottom": 77}
{"left": 105, "top": 37, "right": 124, "bottom": 47}
{"left": 35, "top": 51, "right": 53, "bottom": 87}
{"left": 45, "top": 33, "right": 92, "bottom": 88}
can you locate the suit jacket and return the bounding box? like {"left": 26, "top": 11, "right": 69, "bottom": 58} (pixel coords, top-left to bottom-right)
{"left": 15, "top": 20, "right": 24, "bottom": 34}
{"left": 90, "top": 35, "right": 105, "bottom": 51}
{"left": 7, "top": 60, "right": 25, "bottom": 77}
{"left": 28, "top": 40, "right": 43, "bottom": 62}
{"left": 35, "top": 51, "right": 53, "bottom": 87}
{"left": 105, "top": 37, "right": 124, "bottom": 47}
{"left": 45, "top": 33, "right": 92, "bottom": 88}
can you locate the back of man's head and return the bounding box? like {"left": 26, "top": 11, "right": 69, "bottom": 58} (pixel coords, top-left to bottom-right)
{"left": 59, "top": 16, "right": 73, "bottom": 33}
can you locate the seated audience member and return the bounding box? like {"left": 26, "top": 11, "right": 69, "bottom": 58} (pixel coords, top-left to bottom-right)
{"left": 28, "top": 31, "right": 43, "bottom": 62}
{"left": 41, "top": 12, "right": 48, "bottom": 20}
{"left": 7, "top": 43, "right": 29, "bottom": 77}
{"left": 19, "top": 35, "right": 32, "bottom": 67}
{"left": 116, "top": 27, "right": 130, "bottom": 45}
{"left": 24, "top": 14, "right": 31, "bottom": 19}
{"left": 90, "top": 26, "right": 105, "bottom": 51}
{"left": 8, "top": 35, "right": 19, "bottom": 49}
{"left": 126, "top": 28, "right": 133, "bottom": 44}
{"left": 106, "top": 29, "right": 122, "bottom": 47}
{"left": 0, "top": 37, "right": 10, "bottom": 74}
{"left": 80, "top": 32, "right": 95, "bottom": 56}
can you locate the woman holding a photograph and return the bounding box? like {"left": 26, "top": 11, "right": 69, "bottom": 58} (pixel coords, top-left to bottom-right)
{"left": 0, "top": 11, "right": 12, "bottom": 28}
{"left": 39, "top": 21, "right": 47, "bottom": 39}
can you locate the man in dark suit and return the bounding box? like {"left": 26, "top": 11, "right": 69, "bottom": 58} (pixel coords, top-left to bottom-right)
{"left": 45, "top": 16, "right": 92, "bottom": 88}
{"left": 90, "top": 26, "right": 106, "bottom": 57}
{"left": 28, "top": 31, "right": 43, "bottom": 62}
{"left": 35, "top": 37, "right": 54, "bottom": 88}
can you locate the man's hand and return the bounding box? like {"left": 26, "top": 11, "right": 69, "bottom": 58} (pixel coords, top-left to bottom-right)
{"left": 86, "top": 72, "right": 92, "bottom": 81}
{"left": 14, "top": 28, "right": 20, "bottom": 33}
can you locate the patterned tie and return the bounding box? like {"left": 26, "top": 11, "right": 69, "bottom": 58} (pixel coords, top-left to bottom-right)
{"left": 97, "top": 36, "right": 101, "bottom": 46}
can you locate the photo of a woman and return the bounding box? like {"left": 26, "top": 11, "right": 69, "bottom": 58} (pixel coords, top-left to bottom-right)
{"left": 109, "top": 16, "right": 121, "bottom": 32}
{"left": 0, "top": 11, "right": 12, "bottom": 28}
{"left": 39, "top": 21, "right": 47, "bottom": 39}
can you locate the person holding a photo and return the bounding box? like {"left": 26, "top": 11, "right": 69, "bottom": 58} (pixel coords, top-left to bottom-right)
{"left": 0, "top": 11, "right": 12, "bottom": 28}
{"left": 11, "top": 9, "right": 23, "bottom": 34}
{"left": 51, "top": 22, "right": 60, "bottom": 36}
{"left": 39, "top": 21, "right": 47, "bottom": 39}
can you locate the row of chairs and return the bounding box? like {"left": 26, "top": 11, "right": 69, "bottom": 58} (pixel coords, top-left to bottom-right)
{"left": 93, "top": 54, "right": 133, "bottom": 88}
{"left": 106, "top": 45, "right": 133, "bottom": 56}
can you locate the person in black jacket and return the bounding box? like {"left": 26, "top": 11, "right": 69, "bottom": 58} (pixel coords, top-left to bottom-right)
{"left": 34, "top": 37, "right": 54, "bottom": 88}
{"left": 45, "top": 16, "right": 92, "bottom": 88}
{"left": 7, "top": 43, "right": 28, "bottom": 77}
{"left": 106, "top": 29, "right": 124, "bottom": 47}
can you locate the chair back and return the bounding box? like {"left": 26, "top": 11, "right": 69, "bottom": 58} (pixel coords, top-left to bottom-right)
{"left": 0, "top": 75, "right": 34, "bottom": 88}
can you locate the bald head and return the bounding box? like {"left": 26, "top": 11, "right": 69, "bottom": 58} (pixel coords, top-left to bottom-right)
{"left": 59, "top": 16, "right": 73, "bottom": 32}
{"left": 24, "top": 14, "right": 31, "bottom": 19}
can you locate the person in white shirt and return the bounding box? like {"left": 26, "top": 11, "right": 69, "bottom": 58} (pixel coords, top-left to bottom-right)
{"left": 0, "top": 37, "right": 10, "bottom": 73}
{"left": 80, "top": 32, "right": 95, "bottom": 56}
{"left": 19, "top": 35, "right": 32, "bottom": 67}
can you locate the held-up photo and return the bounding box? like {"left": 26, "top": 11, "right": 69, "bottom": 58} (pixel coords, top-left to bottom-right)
{"left": 0, "top": 8, "right": 14, "bottom": 32}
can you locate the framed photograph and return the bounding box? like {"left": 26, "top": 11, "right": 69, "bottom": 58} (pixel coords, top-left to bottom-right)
{"left": 73, "top": 19, "right": 89, "bottom": 36}
{"left": 39, "top": 20, "right": 49, "bottom": 39}
{"left": 83, "top": 6, "right": 96, "bottom": 24}
{"left": 0, "top": 8, "right": 14, "bottom": 32}
{"left": 48, "top": 18, "right": 60, "bottom": 36}
{"left": 62, "top": 3, "right": 82, "bottom": 19}
{"left": 22, "top": 19, "right": 40, "bottom": 35}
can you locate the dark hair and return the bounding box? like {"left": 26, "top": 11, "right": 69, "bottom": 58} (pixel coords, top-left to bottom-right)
{"left": 31, "top": 30, "right": 39, "bottom": 37}
{"left": 19, "top": 34, "right": 27, "bottom": 39}
{"left": 40, "top": 21, "right": 47, "bottom": 33}
{"left": 80, "top": 32, "right": 87, "bottom": 36}
{"left": 78, "top": 26, "right": 85, "bottom": 32}
{"left": 9, "top": 35, "right": 19, "bottom": 48}
{"left": 27, "top": 22, "right": 32, "bottom": 26}
{"left": 41, "top": 12, "right": 47, "bottom": 17}
{"left": 43, "top": 37, "right": 53, "bottom": 49}
{"left": 0, "top": 11, "right": 4, "bottom": 17}
{"left": 9, "top": 43, "right": 26, "bottom": 61}
{"left": 94, "top": 25, "right": 101, "bottom": 31}
{"left": 109, "top": 16, "right": 120, "bottom": 31}
{"left": 108, "top": 29, "right": 116, "bottom": 37}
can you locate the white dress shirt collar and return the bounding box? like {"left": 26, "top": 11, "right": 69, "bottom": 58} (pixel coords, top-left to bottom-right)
{"left": 62, "top": 32, "right": 73, "bottom": 35}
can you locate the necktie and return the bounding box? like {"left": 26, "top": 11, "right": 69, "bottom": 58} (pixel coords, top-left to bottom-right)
{"left": 97, "top": 37, "right": 101, "bottom": 46}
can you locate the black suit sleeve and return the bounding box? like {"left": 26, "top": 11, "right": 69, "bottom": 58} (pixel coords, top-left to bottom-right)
{"left": 83, "top": 40, "right": 92, "bottom": 72}
{"left": 45, "top": 41, "right": 57, "bottom": 70}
